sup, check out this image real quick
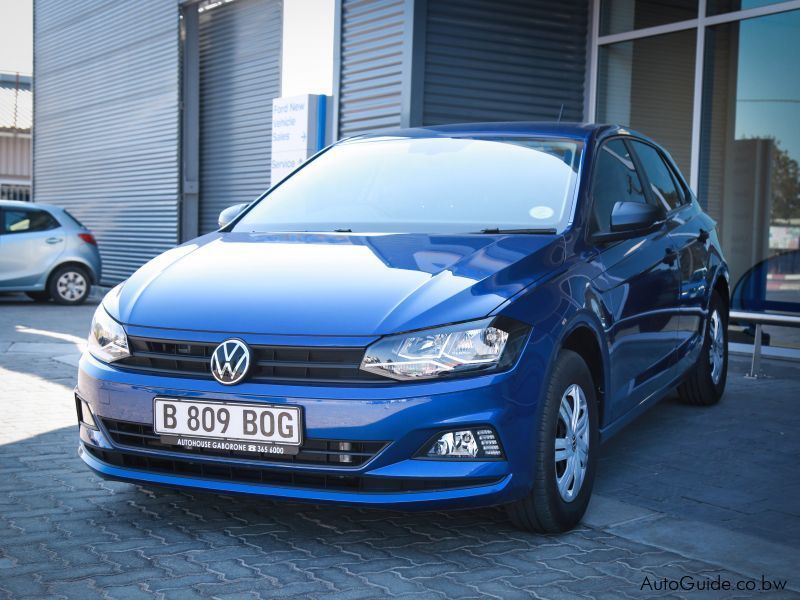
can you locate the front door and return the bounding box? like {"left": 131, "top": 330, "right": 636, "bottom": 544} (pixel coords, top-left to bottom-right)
{"left": 628, "top": 140, "right": 714, "bottom": 378}
{"left": 0, "top": 207, "right": 65, "bottom": 289}
{"left": 588, "top": 139, "right": 680, "bottom": 422}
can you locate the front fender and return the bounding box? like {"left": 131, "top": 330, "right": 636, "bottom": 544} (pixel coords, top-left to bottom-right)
{"left": 707, "top": 252, "right": 730, "bottom": 309}
{"left": 498, "top": 261, "right": 611, "bottom": 436}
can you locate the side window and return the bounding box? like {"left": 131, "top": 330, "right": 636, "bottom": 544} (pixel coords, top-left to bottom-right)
{"left": 590, "top": 139, "right": 648, "bottom": 233}
{"left": 3, "top": 209, "right": 60, "bottom": 234}
{"left": 629, "top": 141, "right": 683, "bottom": 212}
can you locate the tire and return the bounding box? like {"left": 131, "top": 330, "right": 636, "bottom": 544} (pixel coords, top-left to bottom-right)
{"left": 677, "top": 291, "right": 728, "bottom": 406}
{"left": 25, "top": 291, "right": 51, "bottom": 302}
{"left": 506, "top": 349, "right": 599, "bottom": 533}
{"left": 48, "top": 265, "right": 91, "bottom": 305}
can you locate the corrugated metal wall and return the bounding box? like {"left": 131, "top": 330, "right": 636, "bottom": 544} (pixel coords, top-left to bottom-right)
{"left": 335, "top": 0, "right": 589, "bottom": 137}
{"left": 198, "top": 0, "right": 282, "bottom": 234}
{"left": 337, "top": 0, "right": 406, "bottom": 137}
{"left": 422, "top": 0, "right": 588, "bottom": 125}
{"left": 34, "top": 0, "right": 181, "bottom": 284}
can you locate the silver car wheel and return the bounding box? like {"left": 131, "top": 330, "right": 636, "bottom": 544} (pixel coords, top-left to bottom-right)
{"left": 554, "top": 383, "right": 589, "bottom": 503}
{"left": 56, "top": 271, "right": 87, "bottom": 302}
{"left": 708, "top": 309, "right": 725, "bottom": 385}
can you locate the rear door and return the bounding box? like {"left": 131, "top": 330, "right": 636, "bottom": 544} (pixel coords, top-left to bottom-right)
{"left": 588, "top": 139, "right": 681, "bottom": 422}
{"left": 628, "top": 140, "right": 712, "bottom": 377}
{"left": 0, "top": 207, "right": 65, "bottom": 288}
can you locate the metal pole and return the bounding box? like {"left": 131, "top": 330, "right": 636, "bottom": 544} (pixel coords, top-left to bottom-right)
{"left": 748, "top": 323, "right": 763, "bottom": 378}
{"left": 181, "top": 3, "right": 200, "bottom": 242}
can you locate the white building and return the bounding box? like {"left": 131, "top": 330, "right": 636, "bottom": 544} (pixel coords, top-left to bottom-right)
{"left": 0, "top": 73, "right": 32, "bottom": 202}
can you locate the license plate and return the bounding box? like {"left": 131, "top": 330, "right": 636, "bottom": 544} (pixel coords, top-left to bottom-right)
{"left": 153, "top": 398, "right": 302, "bottom": 455}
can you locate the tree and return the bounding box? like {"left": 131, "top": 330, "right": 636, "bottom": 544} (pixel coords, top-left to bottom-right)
{"left": 771, "top": 142, "right": 800, "bottom": 224}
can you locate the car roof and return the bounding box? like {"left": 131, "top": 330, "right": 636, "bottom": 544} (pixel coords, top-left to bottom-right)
{"left": 354, "top": 122, "right": 647, "bottom": 144}
{"left": 0, "top": 200, "right": 63, "bottom": 212}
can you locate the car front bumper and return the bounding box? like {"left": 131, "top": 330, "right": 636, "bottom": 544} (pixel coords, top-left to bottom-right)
{"left": 76, "top": 331, "right": 551, "bottom": 510}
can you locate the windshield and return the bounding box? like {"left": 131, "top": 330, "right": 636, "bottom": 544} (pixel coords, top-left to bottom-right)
{"left": 233, "top": 135, "right": 583, "bottom": 234}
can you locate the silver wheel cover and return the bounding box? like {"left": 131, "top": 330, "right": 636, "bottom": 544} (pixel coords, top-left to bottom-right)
{"left": 555, "top": 383, "right": 590, "bottom": 503}
{"left": 708, "top": 309, "right": 725, "bottom": 385}
{"left": 56, "top": 271, "right": 87, "bottom": 301}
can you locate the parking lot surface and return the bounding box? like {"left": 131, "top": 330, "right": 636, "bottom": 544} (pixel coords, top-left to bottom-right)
{"left": 1, "top": 295, "right": 798, "bottom": 599}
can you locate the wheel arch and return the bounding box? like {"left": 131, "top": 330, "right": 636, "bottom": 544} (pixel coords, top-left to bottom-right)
{"left": 553, "top": 314, "right": 609, "bottom": 428}
{"left": 47, "top": 260, "right": 98, "bottom": 288}
{"left": 710, "top": 268, "right": 730, "bottom": 313}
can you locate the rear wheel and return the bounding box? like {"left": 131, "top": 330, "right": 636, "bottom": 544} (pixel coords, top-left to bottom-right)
{"left": 25, "top": 291, "right": 51, "bottom": 302}
{"left": 506, "top": 350, "right": 598, "bottom": 533}
{"left": 48, "top": 265, "right": 91, "bottom": 305}
{"left": 678, "top": 290, "right": 727, "bottom": 406}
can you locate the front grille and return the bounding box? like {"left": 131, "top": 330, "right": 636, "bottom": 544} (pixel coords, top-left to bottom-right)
{"left": 101, "top": 418, "right": 386, "bottom": 468}
{"left": 117, "top": 337, "right": 386, "bottom": 384}
{"left": 86, "top": 446, "right": 502, "bottom": 493}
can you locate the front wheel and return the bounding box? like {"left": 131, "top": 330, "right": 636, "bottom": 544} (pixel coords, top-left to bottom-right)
{"left": 677, "top": 290, "right": 727, "bottom": 406}
{"left": 506, "top": 349, "right": 599, "bottom": 533}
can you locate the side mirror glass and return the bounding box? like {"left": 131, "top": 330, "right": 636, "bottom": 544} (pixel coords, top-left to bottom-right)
{"left": 218, "top": 203, "right": 249, "bottom": 229}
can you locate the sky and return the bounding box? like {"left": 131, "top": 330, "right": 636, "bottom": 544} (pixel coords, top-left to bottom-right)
{"left": 0, "top": 0, "right": 33, "bottom": 74}
{"left": 0, "top": 0, "right": 333, "bottom": 94}
{"left": 282, "top": 0, "right": 334, "bottom": 96}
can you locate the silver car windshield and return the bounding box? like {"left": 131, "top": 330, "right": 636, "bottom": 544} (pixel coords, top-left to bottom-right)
{"left": 233, "top": 135, "right": 583, "bottom": 234}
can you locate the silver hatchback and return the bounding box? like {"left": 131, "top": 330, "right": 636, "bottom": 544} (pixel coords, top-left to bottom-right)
{"left": 0, "top": 201, "right": 102, "bottom": 304}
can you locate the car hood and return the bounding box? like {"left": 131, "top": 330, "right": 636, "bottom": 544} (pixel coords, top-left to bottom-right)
{"left": 109, "top": 231, "right": 564, "bottom": 336}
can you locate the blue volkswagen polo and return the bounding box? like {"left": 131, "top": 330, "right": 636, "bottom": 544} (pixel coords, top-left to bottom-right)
{"left": 77, "top": 123, "right": 729, "bottom": 532}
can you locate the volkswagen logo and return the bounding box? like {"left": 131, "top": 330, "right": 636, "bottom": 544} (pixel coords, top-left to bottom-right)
{"left": 210, "top": 339, "right": 251, "bottom": 385}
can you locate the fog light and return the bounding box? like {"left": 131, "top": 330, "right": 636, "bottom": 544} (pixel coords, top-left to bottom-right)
{"left": 422, "top": 428, "right": 503, "bottom": 459}
{"left": 337, "top": 441, "right": 353, "bottom": 464}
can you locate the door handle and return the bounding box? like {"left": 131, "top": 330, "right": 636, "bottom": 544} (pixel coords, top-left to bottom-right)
{"left": 45, "top": 237, "right": 63, "bottom": 244}
{"left": 663, "top": 247, "right": 678, "bottom": 266}
{"left": 697, "top": 228, "right": 709, "bottom": 244}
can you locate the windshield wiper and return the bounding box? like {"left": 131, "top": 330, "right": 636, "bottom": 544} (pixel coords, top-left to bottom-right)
{"left": 477, "top": 227, "right": 558, "bottom": 235}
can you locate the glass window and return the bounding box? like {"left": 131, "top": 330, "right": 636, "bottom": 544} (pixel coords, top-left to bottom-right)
{"left": 708, "top": 0, "right": 790, "bottom": 16}
{"left": 630, "top": 141, "right": 684, "bottom": 211}
{"left": 699, "top": 9, "right": 800, "bottom": 350}
{"left": 596, "top": 29, "right": 696, "bottom": 176}
{"left": 590, "top": 139, "right": 648, "bottom": 233}
{"left": 0, "top": 184, "right": 31, "bottom": 202}
{"left": 600, "top": 0, "right": 697, "bottom": 36}
{"left": 234, "top": 136, "right": 583, "bottom": 234}
{"left": 3, "top": 209, "right": 60, "bottom": 234}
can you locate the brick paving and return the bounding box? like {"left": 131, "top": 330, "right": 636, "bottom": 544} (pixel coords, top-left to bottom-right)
{"left": 1, "top": 294, "right": 798, "bottom": 599}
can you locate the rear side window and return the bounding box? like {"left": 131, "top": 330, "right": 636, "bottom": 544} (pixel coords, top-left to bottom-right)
{"left": 62, "top": 209, "right": 86, "bottom": 228}
{"left": 629, "top": 141, "right": 684, "bottom": 212}
{"left": 590, "top": 139, "right": 648, "bottom": 233}
{"left": 2, "top": 209, "right": 60, "bottom": 234}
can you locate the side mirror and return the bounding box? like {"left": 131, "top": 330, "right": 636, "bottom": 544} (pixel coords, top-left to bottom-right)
{"left": 218, "top": 203, "right": 249, "bottom": 229}
{"left": 593, "top": 201, "right": 662, "bottom": 243}
{"left": 610, "top": 201, "right": 661, "bottom": 232}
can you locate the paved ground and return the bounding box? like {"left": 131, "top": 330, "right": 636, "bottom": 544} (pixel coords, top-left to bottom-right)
{"left": 1, "top": 293, "right": 798, "bottom": 599}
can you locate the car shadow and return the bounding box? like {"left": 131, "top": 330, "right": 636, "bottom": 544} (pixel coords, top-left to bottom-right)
{"left": 2, "top": 424, "right": 563, "bottom": 548}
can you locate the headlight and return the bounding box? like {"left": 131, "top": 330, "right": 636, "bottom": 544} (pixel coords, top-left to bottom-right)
{"left": 360, "top": 317, "right": 528, "bottom": 381}
{"left": 88, "top": 305, "right": 130, "bottom": 363}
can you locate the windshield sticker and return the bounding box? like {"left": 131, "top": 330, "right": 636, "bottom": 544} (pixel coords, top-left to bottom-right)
{"left": 529, "top": 206, "right": 555, "bottom": 219}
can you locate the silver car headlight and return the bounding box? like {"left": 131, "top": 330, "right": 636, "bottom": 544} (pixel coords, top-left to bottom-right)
{"left": 88, "top": 305, "right": 130, "bottom": 363}
{"left": 360, "top": 318, "right": 529, "bottom": 381}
